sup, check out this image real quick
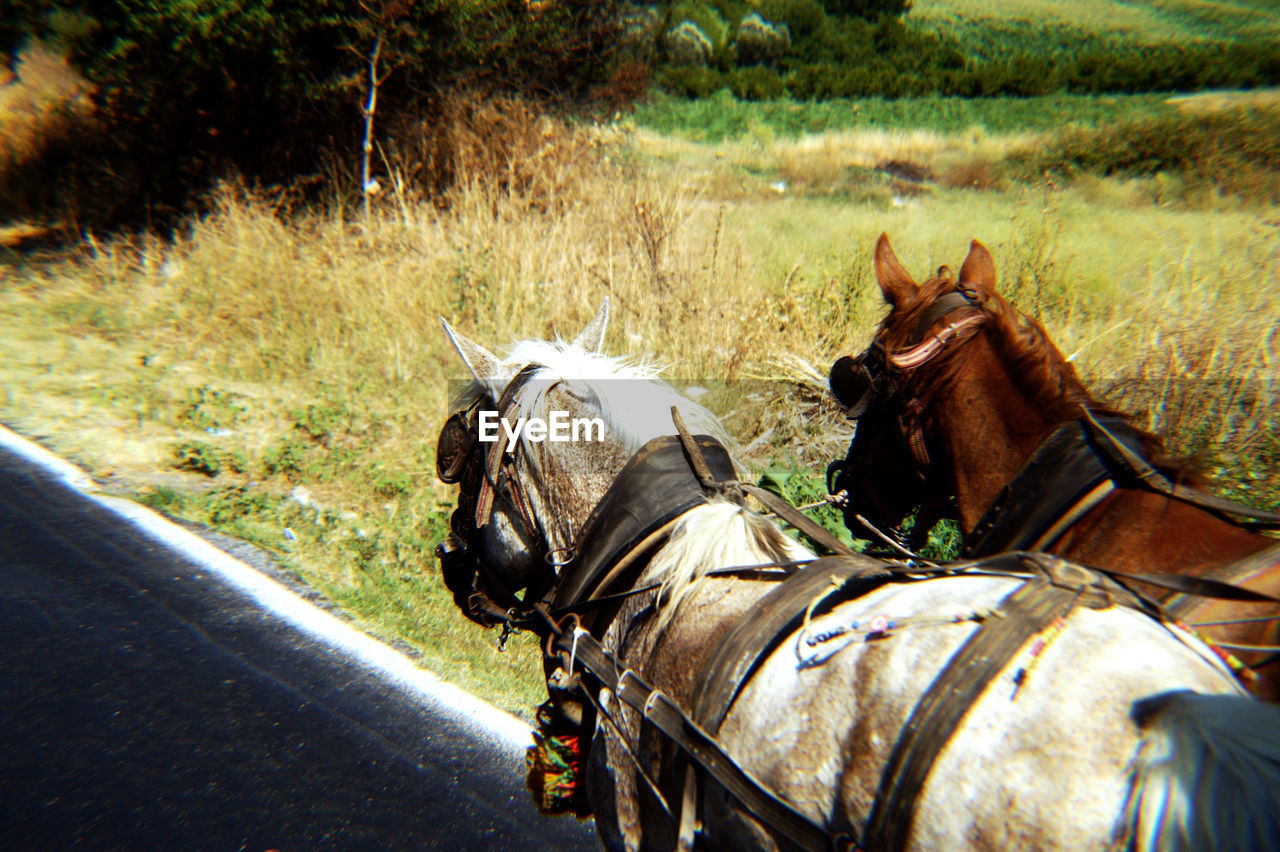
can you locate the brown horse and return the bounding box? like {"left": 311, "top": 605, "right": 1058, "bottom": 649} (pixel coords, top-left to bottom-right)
{"left": 828, "top": 234, "right": 1280, "bottom": 701}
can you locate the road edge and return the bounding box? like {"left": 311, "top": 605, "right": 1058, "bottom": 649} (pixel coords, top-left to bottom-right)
{"left": 0, "top": 423, "right": 534, "bottom": 751}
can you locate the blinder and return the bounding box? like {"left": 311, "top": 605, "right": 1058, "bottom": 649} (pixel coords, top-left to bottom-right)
{"left": 828, "top": 288, "right": 984, "bottom": 546}
{"left": 828, "top": 341, "right": 893, "bottom": 420}
{"left": 434, "top": 365, "right": 549, "bottom": 626}
{"left": 436, "top": 408, "right": 479, "bottom": 484}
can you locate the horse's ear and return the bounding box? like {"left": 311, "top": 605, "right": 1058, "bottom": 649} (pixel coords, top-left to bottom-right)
{"left": 958, "top": 240, "right": 997, "bottom": 299}
{"left": 571, "top": 297, "right": 610, "bottom": 353}
{"left": 874, "top": 233, "right": 919, "bottom": 308}
{"left": 441, "top": 318, "right": 501, "bottom": 383}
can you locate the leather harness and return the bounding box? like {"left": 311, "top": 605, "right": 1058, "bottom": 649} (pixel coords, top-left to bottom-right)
{"left": 552, "top": 433, "right": 740, "bottom": 615}
{"left": 435, "top": 370, "right": 1217, "bottom": 851}
{"left": 963, "top": 415, "right": 1141, "bottom": 556}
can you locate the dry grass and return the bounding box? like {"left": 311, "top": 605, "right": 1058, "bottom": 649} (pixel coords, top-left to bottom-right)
{"left": 0, "top": 46, "right": 91, "bottom": 159}
{"left": 631, "top": 124, "right": 1037, "bottom": 189}
{"left": 1168, "top": 88, "right": 1280, "bottom": 113}
{"left": 1, "top": 99, "right": 1277, "bottom": 716}
{"left": 0, "top": 45, "right": 95, "bottom": 233}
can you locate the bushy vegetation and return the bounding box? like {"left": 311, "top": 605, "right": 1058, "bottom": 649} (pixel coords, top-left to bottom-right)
{"left": 1, "top": 1, "right": 622, "bottom": 228}
{"left": 1020, "top": 107, "right": 1280, "bottom": 204}
{"left": 653, "top": 19, "right": 1280, "bottom": 101}
{"left": 631, "top": 0, "right": 1280, "bottom": 102}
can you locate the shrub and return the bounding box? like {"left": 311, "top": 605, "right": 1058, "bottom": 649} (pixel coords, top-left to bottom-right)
{"left": 733, "top": 12, "right": 791, "bottom": 66}
{"left": 757, "top": 0, "right": 830, "bottom": 39}
{"left": 820, "top": 0, "right": 909, "bottom": 19}
{"left": 618, "top": 4, "right": 664, "bottom": 61}
{"left": 654, "top": 64, "right": 728, "bottom": 97}
{"left": 729, "top": 66, "right": 788, "bottom": 99}
{"left": 1018, "top": 108, "right": 1280, "bottom": 204}
{"left": 663, "top": 2, "right": 731, "bottom": 65}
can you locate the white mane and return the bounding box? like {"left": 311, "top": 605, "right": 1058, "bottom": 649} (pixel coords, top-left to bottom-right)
{"left": 454, "top": 337, "right": 730, "bottom": 458}
{"left": 454, "top": 335, "right": 814, "bottom": 628}
{"left": 641, "top": 501, "right": 813, "bottom": 633}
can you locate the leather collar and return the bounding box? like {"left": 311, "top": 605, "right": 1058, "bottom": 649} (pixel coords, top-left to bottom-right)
{"left": 964, "top": 415, "right": 1144, "bottom": 556}
{"left": 552, "top": 434, "right": 739, "bottom": 612}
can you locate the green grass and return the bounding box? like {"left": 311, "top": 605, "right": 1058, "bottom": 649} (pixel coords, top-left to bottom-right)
{"left": 908, "top": 0, "right": 1280, "bottom": 60}
{"left": 628, "top": 90, "right": 1183, "bottom": 142}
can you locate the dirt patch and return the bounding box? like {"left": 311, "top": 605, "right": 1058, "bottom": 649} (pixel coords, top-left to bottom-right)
{"left": 1167, "top": 89, "right": 1280, "bottom": 113}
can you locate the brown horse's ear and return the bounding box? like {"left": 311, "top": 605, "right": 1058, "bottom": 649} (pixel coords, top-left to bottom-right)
{"left": 874, "top": 233, "right": 919, "bottom": 308}
{"left": 958, "top": 240, "right": 997, "bottom": 299}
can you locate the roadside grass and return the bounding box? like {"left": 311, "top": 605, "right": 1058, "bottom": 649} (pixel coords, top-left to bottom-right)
{"left": 2, "top": 95, "right": 1277, "bottom": 717}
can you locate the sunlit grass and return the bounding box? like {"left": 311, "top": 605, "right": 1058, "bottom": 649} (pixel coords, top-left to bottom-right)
{"left": 2, "top": 100, "right": 1277, "bottom": 718}
{"left": 908, "top": 0, "right": 1280, "bottom": 60}
{"left": 627, "top": 91, "right": 1184, "bottom": 142}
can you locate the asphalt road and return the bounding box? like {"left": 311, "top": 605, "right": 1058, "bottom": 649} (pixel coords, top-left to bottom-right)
{"left": 0, "top": 436, "right": 599, "bottom": 851}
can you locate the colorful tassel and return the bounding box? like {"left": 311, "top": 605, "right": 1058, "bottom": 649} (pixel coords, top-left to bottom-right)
{"left": 525, "top": 701, "right": 587, "bottom": 817}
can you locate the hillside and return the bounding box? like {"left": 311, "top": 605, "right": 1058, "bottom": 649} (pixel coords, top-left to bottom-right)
{"left": 642, "top": 0, "right": 1280, "bottom": 99}
{"left": 912, "top": 0, "right": 1280, "bottom": 58}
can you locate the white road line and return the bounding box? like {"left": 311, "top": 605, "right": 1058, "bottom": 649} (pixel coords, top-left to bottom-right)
{"left": 0, "top": 424, "right": 533, "bottom": 750}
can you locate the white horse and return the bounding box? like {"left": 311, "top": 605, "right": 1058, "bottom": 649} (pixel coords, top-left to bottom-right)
{"left": 438, "top": 301, "right": 1280, "bottom": 852}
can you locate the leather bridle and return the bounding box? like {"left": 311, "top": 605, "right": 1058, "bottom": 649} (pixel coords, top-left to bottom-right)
{"left": 827, "top": 288, "right": 986, "bottom": 546}
{"left": 435, "top": 364, "right": 556, "bottom": 626}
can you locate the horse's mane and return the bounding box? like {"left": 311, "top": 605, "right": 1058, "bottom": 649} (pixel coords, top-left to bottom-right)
{"left": 641, "top": 501, "right": 812, "bottom": 633}
{"left": 450, "top": 338, "right": 728, "bottom": 455}
{"left": 453, "top": 336, "right": 813, "bottom": 629}
{"left": 883, "top": 269, "right": 1199, "bottom": 482}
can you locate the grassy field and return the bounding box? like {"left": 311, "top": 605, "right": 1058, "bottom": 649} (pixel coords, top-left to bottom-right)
{"left": 628, "top": 91, "right": 1188, "bottom": 141}
{"left": 2, "top": 16, "right": 1279, "bottom": 718}
{"left": 3, "top": 105, "right": 1278, "bottom": 716}
{"left": 908, "top": 0, "right": 1280, "bottom": 59}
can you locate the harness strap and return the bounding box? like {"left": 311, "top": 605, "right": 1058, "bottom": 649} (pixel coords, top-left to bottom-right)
{"left": 743, "top": 483, "right": 860, "bottom": 558}
{"left": 909, "top": 290, "right": 982, "bottom": 345}
{"left": 477, "top": 364, "right": 545, "bottom": 530}
{"left": 1081, "top": 408, "right": 1280, "bottom": 529}
{"left": 964, "top": 417, "right": 1135, "bottom": 557}
{"left": 1161, "top": 541, "right": 1280, "bottom": 619}
{"left": 543, "top": 622, "right": 836, "bottom": 852}
{"left": 691, "top": 555, "right": 893, "bottom": 735}
{"left": 890, "top": 312, "right": 986, "bottom": 370}
{"left": 863, "top": 561, "right": 1084, "bottom": 852}
{"left": 552, "top": 434, "right": 739, "bottom": 611}
{"left": 669, "top": 405, "right": 859, "bottom": 559}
